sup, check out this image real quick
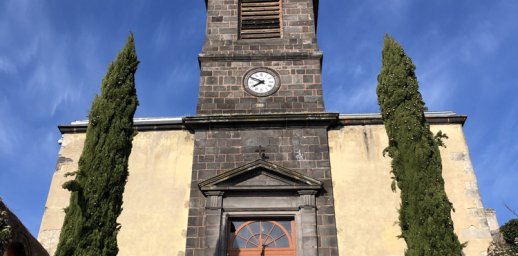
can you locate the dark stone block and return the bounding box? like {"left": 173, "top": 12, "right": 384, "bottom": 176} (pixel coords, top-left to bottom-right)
{"left": 206, "top": 163, "right": 220, "bottom": 170}
{"left": 205, "top": 91, "right": 218, "bottom": 97}
{"left": 240, "top": 97, "right": 258, "bottom": 103}
{"left": 211, "top": 16, "right": 223, "bottom": 22}
{"left": 303, "top": 75, "right": 314, "bottom": 83}
{"left": 188, "top": 208, "right": 202, "bottom": 216}
{"left": 189, "top": 198, "right": 202, "bottom": 208}
{"left": 220, "top": 147, "right": 240, "bottom": 154}
{"left": 282, "top": 161, "right": 299, "bottom": 168}
{"left": 215, "top": 154, "right": 226, "bottom": 162}
{"left": 219, "top": 91, "right": 232, "bottom": 97}
{"left": 316, "top": 196, "right": 334, "bottom": 206}
{"left": 205, "top": 236, "right": 220, "bottom": 248}
{"left": 198, "top": 170, "right": 217, "bottom": 180}
{"left": 224, "top": 77, "right": 236, "bottom": 84}
{"left": 192, "top": 163, "right": 206, "bottom": 170}
{"left": 304, "top": 96, "right": 320, "bottom": 102}
{"left": 226, "top": 154, "right": 244, "bottom": 162}
{"left": 188, "top": 216, "right": 203, "bottom": 226}
{"left": 317, "top": 161, "right": 330, "bottom": 167}
{"left": 300, "top": 161, "right": 316, "bottom": 168}
{"left": 294, "top": 90, "right": 312, "bottom": 96}
{"left": 213, "top": 86, "right": 226, "bottom": 91}
{"left": 205, "top": 147, "right": 219, "bottom": 154}
{"left": 206, "top": 77, "right": 218, "bottom": 85}
{"left": 206, "top": 214, "right": 221, "bottom": 226}
{"left": 199, "top": 155, "right": 215, "bottom": 162}
{"left": 309, "top": 169, "right": 324, "bottom": 178}
{"left": 280, "top": 145, "right": 292, "bottom": 152}
{"left": 304, "top": 248, "right": 318, "bottom": 256}
{"left": 309, "top": 145, "right": 329, "bottom": 154}
{"left": 187, "top": 227, "right": 198, "bottom": 237}
{"left": 318, "top": 205, "right": 335, "bottom": 214}
{"left": 302, "top": 235, "right": 318, "bottom": 247}
{"left": 210, "top": 131, "right": 232, "bottom": 139}
{"left": 318, "top": 248, "right": 330, "bottom": 256}
{"left": 321, "top": 215, "right": 336, "bottom": 225}
{"left": 204, "top": 226, "right": 219, "bottom": 237}
{"left": 193, "top": 249, "right": 204, "bottom": 256}
{"left": 217, "top": 103, "right": 234, "bottom": 109}
{"left": 318, "top": 225, "right": 336, "bottom": 236}
{"left": 196, "top": 139, "right": 217, "bottom": 147}
{"left": 221, "top": 162, "right": 235, "bottom": 169}
{"left": 320, "top": 236, "right": 338, "bottom": 248}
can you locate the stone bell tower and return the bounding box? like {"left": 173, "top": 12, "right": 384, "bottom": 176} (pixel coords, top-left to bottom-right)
{"left": 196, "top": 0, "right": 325, "bottom": 115}
{"left": 185, "top": 1, "right": 339, "bottom": 256}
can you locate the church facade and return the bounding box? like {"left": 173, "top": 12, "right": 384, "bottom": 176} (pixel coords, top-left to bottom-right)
{"left": 38, "top": 0, "right": 497, "bottom": 255}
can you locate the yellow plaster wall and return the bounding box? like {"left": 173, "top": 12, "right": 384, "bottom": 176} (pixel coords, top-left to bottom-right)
{"left": 37, "top": 130, "right": 194, "bottom": 256}
{"left": 431, "top": 124, "right": 493, "bottom": 255}
{"left": 38, "top": 133, "right": 85, "bottom": 254}
{"left": 329, "top": 124, "right": 492, "bottom": 256}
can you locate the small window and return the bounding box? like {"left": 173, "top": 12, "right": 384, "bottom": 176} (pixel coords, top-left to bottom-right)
{"left": 240, "top": 0, "right": 281, "bottom": 39}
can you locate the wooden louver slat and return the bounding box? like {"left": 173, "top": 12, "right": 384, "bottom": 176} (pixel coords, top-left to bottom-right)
{"left": 240, "top": 0, "right": 281, "bottom": 39}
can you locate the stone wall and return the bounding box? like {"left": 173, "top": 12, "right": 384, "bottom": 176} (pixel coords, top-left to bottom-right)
{"left": 197, "top": 58, "right": 324, "bottom": 115}
{"left": 203, "top": 0, "right": 319, "bottom": 53}
{"left": 185, "top": 121, "right": 338, "bottom": 256}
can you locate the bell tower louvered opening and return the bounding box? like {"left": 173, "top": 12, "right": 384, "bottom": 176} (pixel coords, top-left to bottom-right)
{"left": 240, "top": 0, "right": 281, "bottom": 39}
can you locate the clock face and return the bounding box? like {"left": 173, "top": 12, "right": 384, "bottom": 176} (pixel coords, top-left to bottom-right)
{"left": 243, "top": 68, "right": 281, "bottom": 97}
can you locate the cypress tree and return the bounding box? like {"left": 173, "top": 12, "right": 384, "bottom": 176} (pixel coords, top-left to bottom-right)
{"left": 55, "top": 33, "right": 139, "bottom": 256}
{"left": 376, "top": 34, "right": 465, "bottom": 255}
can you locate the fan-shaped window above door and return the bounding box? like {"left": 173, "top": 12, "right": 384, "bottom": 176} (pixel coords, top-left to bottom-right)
{"left": 228, "top": 219, "right": 295, "bottom": 256}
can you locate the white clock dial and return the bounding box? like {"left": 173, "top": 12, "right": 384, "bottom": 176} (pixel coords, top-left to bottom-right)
{"left": 243, "top": 68, "right": 281, "bottom": 97}
{"left": 247, "top": 72, "right": 275, "bottom": 94}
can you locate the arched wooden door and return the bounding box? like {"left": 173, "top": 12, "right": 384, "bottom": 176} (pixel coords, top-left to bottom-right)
{"left": 228, "top": 220, "right": 295, "bottom": 256}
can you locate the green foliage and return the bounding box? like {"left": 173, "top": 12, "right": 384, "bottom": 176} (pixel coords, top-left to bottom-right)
{"left": 501, "top": 219, "right": 518, "bottom": 251}
{"left": 0, "top": 199, "right": 12, "bottom": 252}
{"left": 376, "top": 34, "right": 465, "bottom": 255}
{"left": 54, "top": 33, "right": 139, "bottom": 256}
{"left": 62, "top": 180, "right": 82, "bottom": 192}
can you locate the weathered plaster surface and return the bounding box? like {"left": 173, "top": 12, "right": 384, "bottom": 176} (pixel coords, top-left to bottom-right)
{"left": 329, "top": 124, "right": 493, "bottom": 256}
{"left": 329, "top": 125, "right": 405, "bottom": 256}
{"left": 37, "top": 130, "right": 194, "bottom": 256}
{"left": 435, "top": 124, "right": 493, "bottom": 255}
{"left": 38, "top": 133, "right": 85, "bottom": 255}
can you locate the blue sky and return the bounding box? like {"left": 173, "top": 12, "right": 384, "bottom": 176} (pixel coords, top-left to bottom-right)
{"left": 0, "top": 0, "right": 516, "bottom": 237}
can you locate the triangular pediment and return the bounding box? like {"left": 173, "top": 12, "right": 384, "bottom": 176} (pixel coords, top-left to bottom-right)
{"left": 198, "top": 159, "right": 323, "bottom": 193}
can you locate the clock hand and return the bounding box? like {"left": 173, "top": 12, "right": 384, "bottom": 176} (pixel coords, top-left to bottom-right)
{"left": 250, "top": 77, "right": 264, "bottom": 83}
{"left": 251, "top": 81, "right": 262, "bottom": 87}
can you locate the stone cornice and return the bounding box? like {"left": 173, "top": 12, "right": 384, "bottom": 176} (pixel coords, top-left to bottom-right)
{"left": 337, "top": 115, "right": 467, "bottom": 127}
{"left": 198, "top": 51, "right": 323, "bottom": 63}
{"left": 183, "top": 112, "right": 339, "bottom": 131}
{"left": 57, "top": 112, "right": 467, "bottom": 134}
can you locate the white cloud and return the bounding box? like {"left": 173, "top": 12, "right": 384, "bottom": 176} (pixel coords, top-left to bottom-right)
{"left": 325, "top": 78, "right": 379, "bottom": 113}
{"left": 0, "top": 57, "right": 17, "bottom": 74}
{"left": 0, "top": 97, "right": 19, "bottom": 155}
